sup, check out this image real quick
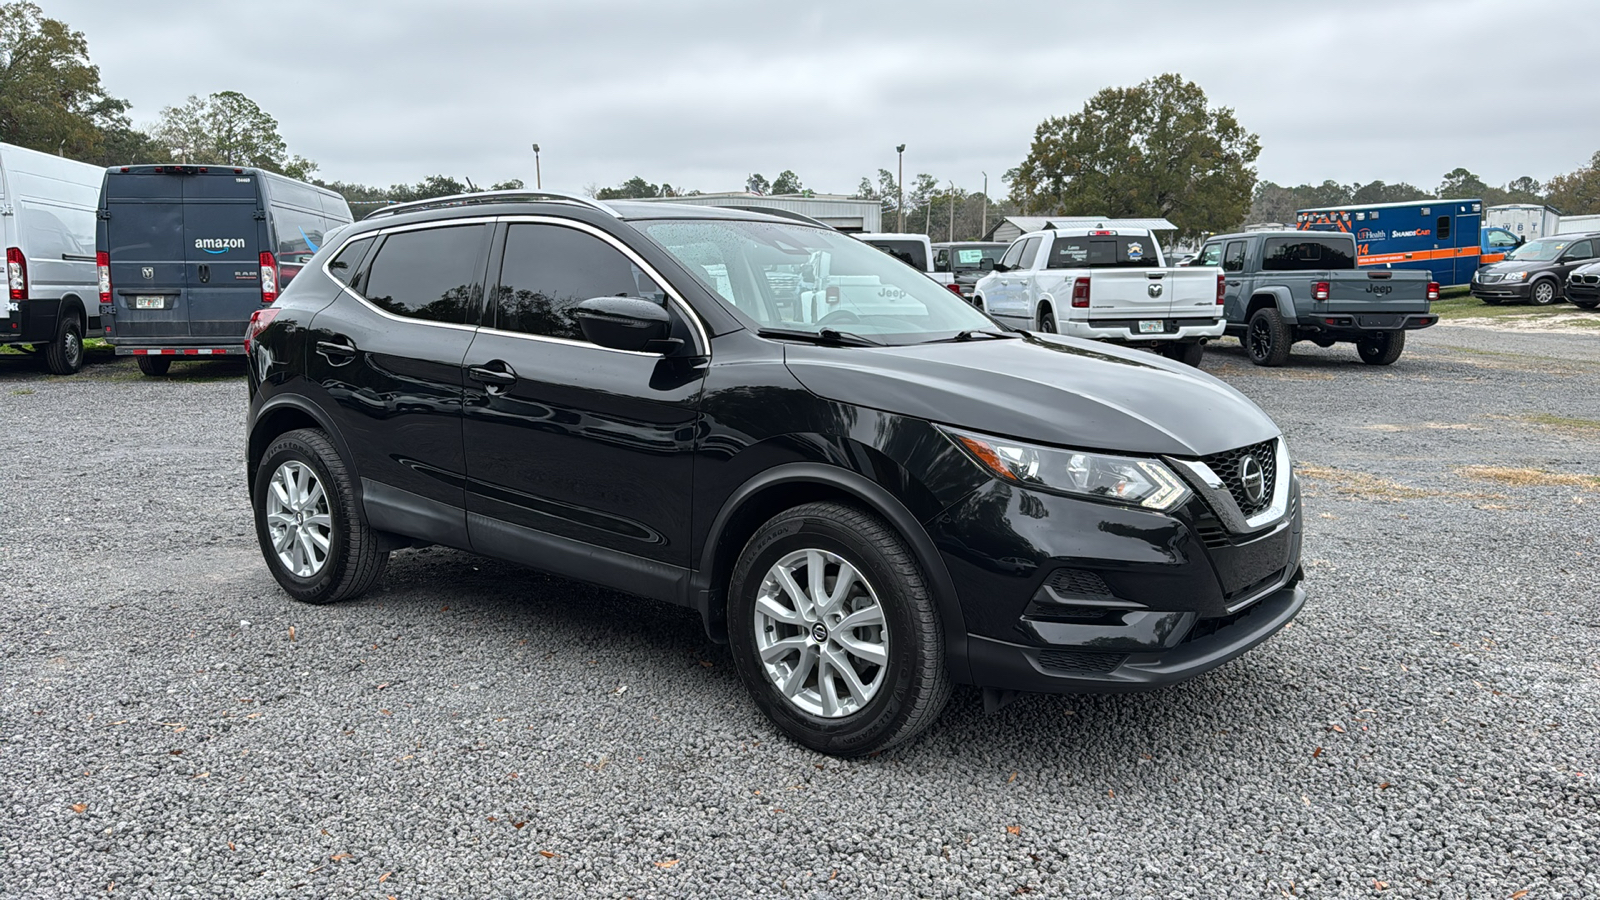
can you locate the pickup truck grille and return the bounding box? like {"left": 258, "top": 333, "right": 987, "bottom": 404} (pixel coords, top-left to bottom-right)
{"left": 1201, "top": 439, "right": 1277, "bottom": 516}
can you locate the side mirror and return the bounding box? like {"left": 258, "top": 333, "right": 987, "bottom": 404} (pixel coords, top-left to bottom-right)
{"left": 979, "top": 258, "right": 995, "bottom": 271}
{"left": 992, "top": 262, "right": 1009, "bottom": 273}
{"left": 574, "top": 296, "right": 676, "bottom": 353}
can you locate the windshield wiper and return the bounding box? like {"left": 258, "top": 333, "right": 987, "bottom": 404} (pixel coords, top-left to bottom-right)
{"left": 920, "top": 329, "right": 1022, "bottom": 344}
{"left": 756, "top": 327, "right": 884, "bottom": 347}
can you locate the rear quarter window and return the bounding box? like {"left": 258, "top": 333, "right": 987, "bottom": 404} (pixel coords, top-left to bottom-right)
{"left": 361, "top": 225, "right": 487, "bottom": 323}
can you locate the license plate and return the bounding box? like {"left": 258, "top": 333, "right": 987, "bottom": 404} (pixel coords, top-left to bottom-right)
{"left": 134, "top": 296, "right": 167, "bottom": 310}
{"left": 1138, "top": 320, "right": 1164, "bottom": 334}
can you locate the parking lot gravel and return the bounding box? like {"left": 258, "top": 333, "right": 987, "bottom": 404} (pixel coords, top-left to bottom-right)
{"left": 3, "top": 326, "right": 1598, "bottom": 899}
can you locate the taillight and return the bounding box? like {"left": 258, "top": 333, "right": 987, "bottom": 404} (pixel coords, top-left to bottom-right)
{"left": 1216, "top": 273, "right": 1226, "bottom": 304}
{"left": 946, "top": 282, "right": 963, "bottom": 297}
{"left": 1313, "top": 281, "right": 1330, "bottom": 301}
{"left": 1071, "top": 277, "right": 1090, "bottom": 308}
{"left": 825, "top": 285, "right": 840, "bottom": 305}
{"left": 259, "top": 251, "right": 278, "bottom": 304}
{"left": 97, "top": 251, "right": 112, "bottom": 304}
{"left": 6, "top": 247, "right": 26, "bottom": 301}
{"left": 1426, "top": 281, "right": 1440, "bottom": 301}
{"left": 245, "top": 307, "right": 280, "bottom": 356}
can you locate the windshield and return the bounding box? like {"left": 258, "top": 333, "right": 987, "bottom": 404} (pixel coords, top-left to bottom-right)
{"left": 1504, "top": 239, "right": 1568, "bottom": 262}
{"left": 641, "top": 219, "right": 998, "bottom": 344}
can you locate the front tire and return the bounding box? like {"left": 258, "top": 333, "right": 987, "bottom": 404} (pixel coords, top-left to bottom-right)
{"left": 135, "top": 355, "right": 172, "bottom": 377}
{"left": 1246, "top": 307, "right": 1292, "bottom": 367}
{"left": 1357, "top": 330, "right": 1405, "bottom": 365}
{"left": 1528, "top": 279, "right": 1557, "bottom": 306}
{"left": 728, "top": 502, "right": 950, "bottom": 757}
{"left": 253, "top": 428, "right": 388, "bottom": 605}
{"left": 43, "top": 313, "right": 84, "bottom": 375}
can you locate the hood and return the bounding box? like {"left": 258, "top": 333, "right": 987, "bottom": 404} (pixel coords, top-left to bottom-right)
{"left": 1478, "top": 259, "right": 1551, "bottom": 274}
{"left": 782, "top": 334, "right": 1279, "bottom": 458}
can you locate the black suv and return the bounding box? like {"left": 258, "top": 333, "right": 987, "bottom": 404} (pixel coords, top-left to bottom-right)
{"left": 244, "top": 192, "right": 1306, "bottom": 756}
{"left": 1471, "top": 232, "right": 1600, "bottom": 305}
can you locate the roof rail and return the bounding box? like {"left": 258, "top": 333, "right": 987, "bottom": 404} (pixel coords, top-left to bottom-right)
{"left": 712, "top": 204, "right": 833, "bottom": 229}
{"left": 362, "top": 189, "right": 620, "bottom": 221}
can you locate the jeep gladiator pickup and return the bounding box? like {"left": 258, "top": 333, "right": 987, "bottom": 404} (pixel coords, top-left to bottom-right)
{"left": 1195, "top": 230, "right": 1438, "bottom": 366}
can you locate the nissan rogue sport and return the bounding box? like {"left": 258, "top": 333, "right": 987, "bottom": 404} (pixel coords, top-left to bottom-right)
{"left": 243, "top": 191, "right": 1306, "bottom": 756}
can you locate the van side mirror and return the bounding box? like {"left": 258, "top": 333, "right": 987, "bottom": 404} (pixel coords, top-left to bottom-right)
{"left": 574, "top": 296, "right": 676, "bottom": 353}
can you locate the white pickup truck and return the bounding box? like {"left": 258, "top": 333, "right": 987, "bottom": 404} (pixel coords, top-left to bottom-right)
{"left": 855, "top": 233, "right": 959, "bottom": 291}
{"left": 973, "top": 226, "right": 1225, "bottom": 365}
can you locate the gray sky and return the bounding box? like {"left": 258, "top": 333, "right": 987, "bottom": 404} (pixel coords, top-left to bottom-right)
{"left": 47, "top": 0, "right": 1600, "bottom": 197}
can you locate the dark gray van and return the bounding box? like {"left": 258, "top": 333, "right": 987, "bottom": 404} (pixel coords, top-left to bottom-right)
{"left": 97, "top": 165, "right": 353, "bottom": 375}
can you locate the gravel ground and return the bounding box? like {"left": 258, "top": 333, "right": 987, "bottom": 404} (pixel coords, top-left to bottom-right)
{"left": 2, "top": 327, "right": 1598, "bottom": 899}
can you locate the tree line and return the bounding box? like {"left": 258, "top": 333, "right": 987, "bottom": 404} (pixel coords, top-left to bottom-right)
{"left": 4, "top": 3, "right": 1595, "bottom": 239}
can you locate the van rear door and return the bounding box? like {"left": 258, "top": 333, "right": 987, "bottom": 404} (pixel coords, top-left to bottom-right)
{"left": 181, "top": 172, "right": 265, "bottom": 343}
{"left": 104, "top": 170, "right": 189, "bottom": 341}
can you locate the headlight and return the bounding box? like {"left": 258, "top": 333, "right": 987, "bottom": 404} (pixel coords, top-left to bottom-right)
{"left": 943, "top": 426, "right": 1191, "bottom": 511}
{"left": 1502, "top": 271, "right": 1527, "bottom": 282}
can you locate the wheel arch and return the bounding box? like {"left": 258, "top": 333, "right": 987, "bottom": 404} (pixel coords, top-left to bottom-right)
{"left": 1246, "top": 287, "right": 1294, "bottom": 319}
{"left": 1034, "top": 298, "right": 1056, "bottom": 330}
{"left": 247, "top": 395, "right": 359, "bottom": 498}
{"left": 693, "top": 462, "right": 972, "bottom": 683}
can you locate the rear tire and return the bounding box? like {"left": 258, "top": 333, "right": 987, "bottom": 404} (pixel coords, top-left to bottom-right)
{"left": 253, "top": 428, "right": 388, "bottom": 605}
{"left": 1246, "top": 307, "right": 1292, "bottom": 367}
{"left": 43, "top": 313, "right": 84, "bottom": 375}
{"left": 1159, "top": 340, "right": 1205, "bottom": 367}
{"left": 1357, "top": 330, "right": 1405, "bottom": 365}
{"left": 1528, "top": 279, "right": 1557, "bottom": 306}
{"left": 136, "top": 355, "right": 172, "bottom": 377}
{"left": 728, "top": 502, "right": 950, "bottom": 757}
{"left": 1037, "top": 307, "right": 1057, "bottom": 334}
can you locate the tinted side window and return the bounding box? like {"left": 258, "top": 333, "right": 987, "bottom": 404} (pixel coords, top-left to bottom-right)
{"left": 495, "top": 223, "right": 665, "bottom": 341}
{"left": 362, "top": 225, "right": 487, "bottom": 323}
{"left": 998, "top": 240, "right": 1025, "bottom": 270}
{"left": 327, "top": 236, "right": 374, "bottom": 289}
{"left": 1197, "top": 243, "right": 1223, "bottom": 267}
{"left": 1261, "top": 237, "right": 1356, "bottom": 271}
{"left": 1223, "top": 241, "right": 1247, "bottom": 273}
{"left": 867, "top": 240, "right": 928, "bottom": 271}
{"left": 1017, "top": 237, "right": 1042, "bottom": 269}
{"left": 1566, "top": 240, "right": 1594, "bottom": 259}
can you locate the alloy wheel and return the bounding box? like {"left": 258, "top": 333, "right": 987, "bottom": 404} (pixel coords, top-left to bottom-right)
{"left": 753, "top": 549, "right": 889, "bottom": 718}
{"left": 1249, "top": 317, "right": 1272, "bottom": 359}
{"left": 266, "top": 460, "right": 333, "bottom": 578}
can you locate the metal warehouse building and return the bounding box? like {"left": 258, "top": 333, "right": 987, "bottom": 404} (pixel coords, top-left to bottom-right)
{"left": 629, "top": 192, "right": 882, "bottom": 232}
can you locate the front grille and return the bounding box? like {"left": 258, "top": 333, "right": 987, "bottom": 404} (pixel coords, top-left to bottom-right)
{"left": 1200, "top": 439, "right": 1278, "bottom": 516}
{"left": 1573, "top": 273, "right": 1600, "bottom": 286}
{"left": 1478, "top": 273, "right": 1503, "bottom": 284}
{"left": 1046, "top": 568, "right": 1114, "bottom": 598}
{"left": 1195, "top": 521, "right": 1230, "bottom": 549}
{"left": 1037, "top": 649, "right": 1128, "bottom": 673}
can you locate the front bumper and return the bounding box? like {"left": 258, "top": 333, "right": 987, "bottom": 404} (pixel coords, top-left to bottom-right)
{"left": 965, "top": 578, "right": 1305, "bottom": 693}
{"left": 1062, "top": 317, "right": 1225, "bottom": 343}
{"left": 1470, "top": 279, "right": 1531, "bottom": 301}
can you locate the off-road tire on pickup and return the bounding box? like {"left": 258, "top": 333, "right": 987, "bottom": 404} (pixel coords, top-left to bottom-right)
{"left": 1529, "top": 279, "right": 1558, "bottom": 306}
{"left": 1573, "top": 300, "right": 1598, "bottom": 310}
{"left": 135, "top": 355, "right": 172, "bottom": 377}
{"left": 1356, "top": 330, "right": 1405, "bottom": 365}
{"left": 43, "top": 312, "right": 84, "bottom": 375}
{"left": 1246, "top": 307, "right": 1292, "bottom": 367}
{"left": 728, "top": 501, "right": 951, "bottom": 757}
{"left": 1159, "top": 340, "right": 1205, "bottom": 367}
{"left": 1037, "top": 308, "right": 1057, "bottom": 334}
{"left": 253, "top": 428, "right": 389, "bottom": 605}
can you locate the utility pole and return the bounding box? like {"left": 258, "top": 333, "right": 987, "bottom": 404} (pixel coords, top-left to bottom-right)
{"left": 949, "top": 181, "right": 956, "bottom": 242}
{"left": 981, "top": 172, "right": 989, "bottom": 238}
{"left": 896, "top": 144, "right": 905, "bottom": 232}
{"left": 531, "top": 144, "right": 541, "bottom": 189}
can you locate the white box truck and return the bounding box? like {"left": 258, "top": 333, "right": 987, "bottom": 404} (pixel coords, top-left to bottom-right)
{"left": 1484, "top": 204, "right": 1561, "bottom": 242}
{"left": 1, "top": 142, "right": 105, "bottom": 374}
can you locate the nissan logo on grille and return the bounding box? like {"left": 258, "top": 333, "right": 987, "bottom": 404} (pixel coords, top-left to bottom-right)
{"left": 1239, "top": 456, "right": 1267, "bottom": 506}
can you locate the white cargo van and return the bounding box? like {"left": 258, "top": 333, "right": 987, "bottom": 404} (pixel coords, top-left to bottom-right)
{"left": 1, "top": 142, "right": 105, "bottom": 374}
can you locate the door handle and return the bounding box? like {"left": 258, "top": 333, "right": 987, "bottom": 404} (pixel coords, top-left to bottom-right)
{"left": 468, "top": 362, "right": 518, "bottom": 390}
{"left": 1227, "top": 280, "right": 1241, "bottom": 287}
{"left": 315, "top": 339, "right": 357, "bottom": 365}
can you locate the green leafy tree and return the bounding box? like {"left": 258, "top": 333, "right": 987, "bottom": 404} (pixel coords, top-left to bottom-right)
{"left": 1436, "top": 167, "right": 1490, "bottom": 198}
{"left": 1352, "top": 180, "right": 1425, "bottom": 204}
{"left": 1009, "top": 73, "right": 1260, "bottom": 241}
{"left": 745, "top": 173, "right": 770, "bottom": 195}
{"left": 596, "top": 176, "right": 661, "bottom": 200}
{"left": 1544, "top": 151, "right": 1600, "bottom": 215}
{"left": 150, "top": 91, "right": 315, "bottom": 178}
{"left": 0, "top": 1, "right": 129, "bottom": 158}
{"left": 1499, "top": 176, "right": 1544, "bottom": 204}
{"left": 770, "top": 169, "right": 803, "bottom": 194}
